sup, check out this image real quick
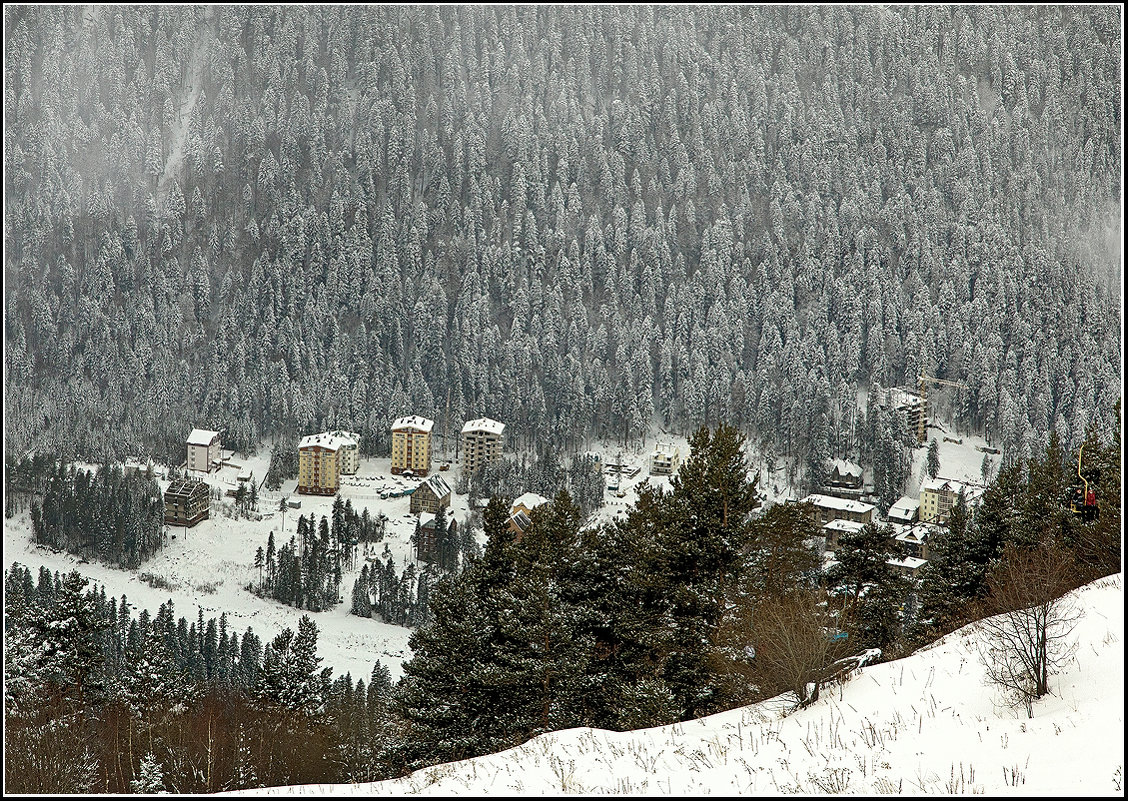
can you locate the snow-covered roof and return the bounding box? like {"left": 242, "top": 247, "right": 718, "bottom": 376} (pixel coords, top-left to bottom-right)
{"left": 187, "top": 428, "right": 221, "bottom": 446}
{"left": 651, "top": 442, "right": 680, "bottom": 456}
{"left": 419, "top": 474, "right": 452, "bottom": 499}
{"left": 920, "top": 477, "right": 984, "bottom": 501}
{"left": 822, "top": 519, "right": 867, "bottom": 534}
{"left": 508, "top": 510, "right": 532, "bottom": 532}
{"left": 392, "top": 415, "right": 434, "bottom": 433}
{"left": 888, "top": 387, "right": 924, "bottom": 409}
{"left": 299, "top": 432, "right": 345, "bottom": 451}
{"left": 802, "top": 494, "right": 876, "bottom": 515}
{"left": 887, "top": 556, "right": 928, "bottom": 570}
{"left": 831, "top": 458, "right": 863, "bottom": 477}
{"left": 895, "top": 525, "right": 932, "bottom": 544}
{"left": 166, "top": 477, "right": 208, "bottom": 497}
{"left": 327, "top": 430, "right": 360, "bottom": 446}
{"left": 461, "top": 417, "right": 505, "bottom": 435}
{"left": 888, "top": 495, "right": 920, "bottom": 519}
{"left": 512, "top": 492, "right": 549, "bottom": 512}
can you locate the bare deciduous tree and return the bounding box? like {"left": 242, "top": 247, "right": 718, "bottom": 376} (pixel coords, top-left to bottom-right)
{"left": 975, "top": 543, "right": 1083, "bottom": 718}
{"left": 746, "top": 590, "right": 851, "bottom": 710}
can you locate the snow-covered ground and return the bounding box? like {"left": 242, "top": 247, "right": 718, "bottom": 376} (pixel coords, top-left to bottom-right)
{"left": 2, "top": 445, "right": 482, "bottom": 683}
{"left": 2, "top": 435, "right": 691, "bottom": 683}
{"left": 583, "top": 432, "right": 687, "bottom": 525}
{"left": 229, "top": 573, "right": 1124, "bottom": 796}
{"left": 912, "top": 422, "right": 999, "bottom": 491}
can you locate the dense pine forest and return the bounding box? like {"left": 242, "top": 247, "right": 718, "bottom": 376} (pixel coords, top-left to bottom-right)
{"left": 4, "top": 6, "right": 1121, "bottom": 473}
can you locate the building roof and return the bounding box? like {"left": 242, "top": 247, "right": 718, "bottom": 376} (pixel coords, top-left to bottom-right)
{"left": 888, "top": 387, "right": 925, "bottom": 410}
{"left": 512, "top": 492, "right": 549, "bottom": 513}
{"left": 187, "top": 428, "right": 221, "bottom": 446}
{"left": 887, "top": 556, "right": 928, "bottom": 570}
{"left": 299, "top": 432, "right": 345, "bottom": 451}
{"left": 461, "top": 417, "right": 506, "bottom": 435}
{"left": 888, "top": 495, "right": 920, "bottom": 519}
{"left": 166, "top": 477, "right": 208, "bottom": 497}
{"left": 508, "top": 510, "right": 532, "bottom": 533}
{"left": 894, "top": 525, "right": 933, "bottom": 545}
{"left": 420, "top": 512, "right": 455, "bottom": 531}
{"left": 802, "top": 493, "right": 876, "bottom": 515}
{"left": 419, "top": 473, "right": 452, "bottom": 499}
{"left": 920, "top": 477, "right": 984, "bottom": 501}
{"left": 650, "top": 442, "right": 680, "bottom": 456}
{"left": 822, "top": 519, "right": 866, "bottom": 535}
{"left": 326, "top": 430, "right": 360, "bottom": 446}
{"left": 392, "top": 415, "right": 434, "bottom": 433}
{"left": 830, "top": 458, "right": 863, "bottom": 478}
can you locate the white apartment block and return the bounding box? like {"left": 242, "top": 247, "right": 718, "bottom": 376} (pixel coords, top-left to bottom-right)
{"left": 186, "top": 429, "right": 221, "bottom": 473}
{"left": 461, "top": 417, "right": 505, "bottom": 473}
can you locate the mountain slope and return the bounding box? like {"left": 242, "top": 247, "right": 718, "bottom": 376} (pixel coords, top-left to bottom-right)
{"left": 231, "top": 573, "right": 1123, "bottom": 795}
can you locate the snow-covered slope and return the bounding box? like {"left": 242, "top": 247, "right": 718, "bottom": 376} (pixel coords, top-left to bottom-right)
{"left": 230, "top": 573, "right": 1124, "bottom": 796}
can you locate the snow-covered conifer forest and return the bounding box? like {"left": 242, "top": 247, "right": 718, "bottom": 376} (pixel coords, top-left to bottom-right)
{"left": 3, "top": 4, "right": 1122, "bottom": 795}
{"left": 3, "top": 5, "right": 1121, "bottom": 464}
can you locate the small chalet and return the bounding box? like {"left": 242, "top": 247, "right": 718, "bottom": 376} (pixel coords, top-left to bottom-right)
{"left": 410, "top": 473, "right": 452, "bottom": 514}
{"left": 826, "top": 459, "right": 864, "bottom": 490}
{"left": 511, "top": 492, "right": 549, "bottom": 517}
{"left": 886, "top": 555, "right": 927, "bottom": 579}
{"left": 893, "top": 523, "right": 935, "bottom": 561}
{"left": 164, "top": 478, "right": 210, "bottom": 528}
{"left": 507, "top": 509, "right": 532, "bottom": 539}
{"left": 887, "top": 495, "right": 920, "bottom": 525}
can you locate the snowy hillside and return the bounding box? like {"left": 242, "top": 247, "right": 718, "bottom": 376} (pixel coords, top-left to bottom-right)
{"left": 229, "top": 574, "right": 1124, "bottom": 796}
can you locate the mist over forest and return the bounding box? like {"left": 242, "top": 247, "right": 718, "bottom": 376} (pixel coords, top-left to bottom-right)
{"left": 4, "top": 5, "right": 1121, "bottom": 475}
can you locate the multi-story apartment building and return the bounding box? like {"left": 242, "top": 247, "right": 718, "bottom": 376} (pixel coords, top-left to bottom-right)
{"left": 460, "top": 418, "right": 505, "bottom": 473}
{"left": 164, "top": 477, "right": 211, "bottom": 527}
{"left": 649, "top": 442, "right": 681, "bottom": 475}
{"left": 297, "top": 433, "right": 344, "bottom": 495}
{"left": 919, "top": 477, "right": 983, "bottom": 524}
{"left": 410, "top": 474, "right": 452, "bottom": 515}
{"left": 416, "top": 512, "right": 458, "bottom": 563}
{"left": 391, "top": 416, "right": 434, "bottom": 476}
{"left": 326, "top": 430, "right": 361, "bottom": 474}
{"left": 186, "top": 429, "right": 222, "bottom": 473}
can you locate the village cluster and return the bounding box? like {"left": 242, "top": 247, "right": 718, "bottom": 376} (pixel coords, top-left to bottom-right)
{"left": 800, "top": 461, "right": 984, "bottom": 581}
{"left": 159, "top": 402, "right": 982, "bottom": 590}
{"left": 160, "top": 417, "right": 688, "bottom": 567}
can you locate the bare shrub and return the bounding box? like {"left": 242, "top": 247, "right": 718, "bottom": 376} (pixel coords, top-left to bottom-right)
{"left": 748, "top": 589, "right": 849, "bottom": 709}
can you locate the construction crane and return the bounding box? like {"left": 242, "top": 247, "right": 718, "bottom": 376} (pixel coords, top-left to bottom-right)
{"left": 917, "top": 374, "right": 967, "bottom": 444}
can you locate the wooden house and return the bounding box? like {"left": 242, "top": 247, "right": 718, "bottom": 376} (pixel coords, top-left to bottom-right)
{"left": 410, "top": 474, "right": 452, "bottom": 514}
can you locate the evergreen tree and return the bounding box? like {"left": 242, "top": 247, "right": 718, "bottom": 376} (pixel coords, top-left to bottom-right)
{"left": 926, "top": 438, "right": 940, "bottom": 478}
{"left": 130, "top": 751, "right": 166, "bottom": 793}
